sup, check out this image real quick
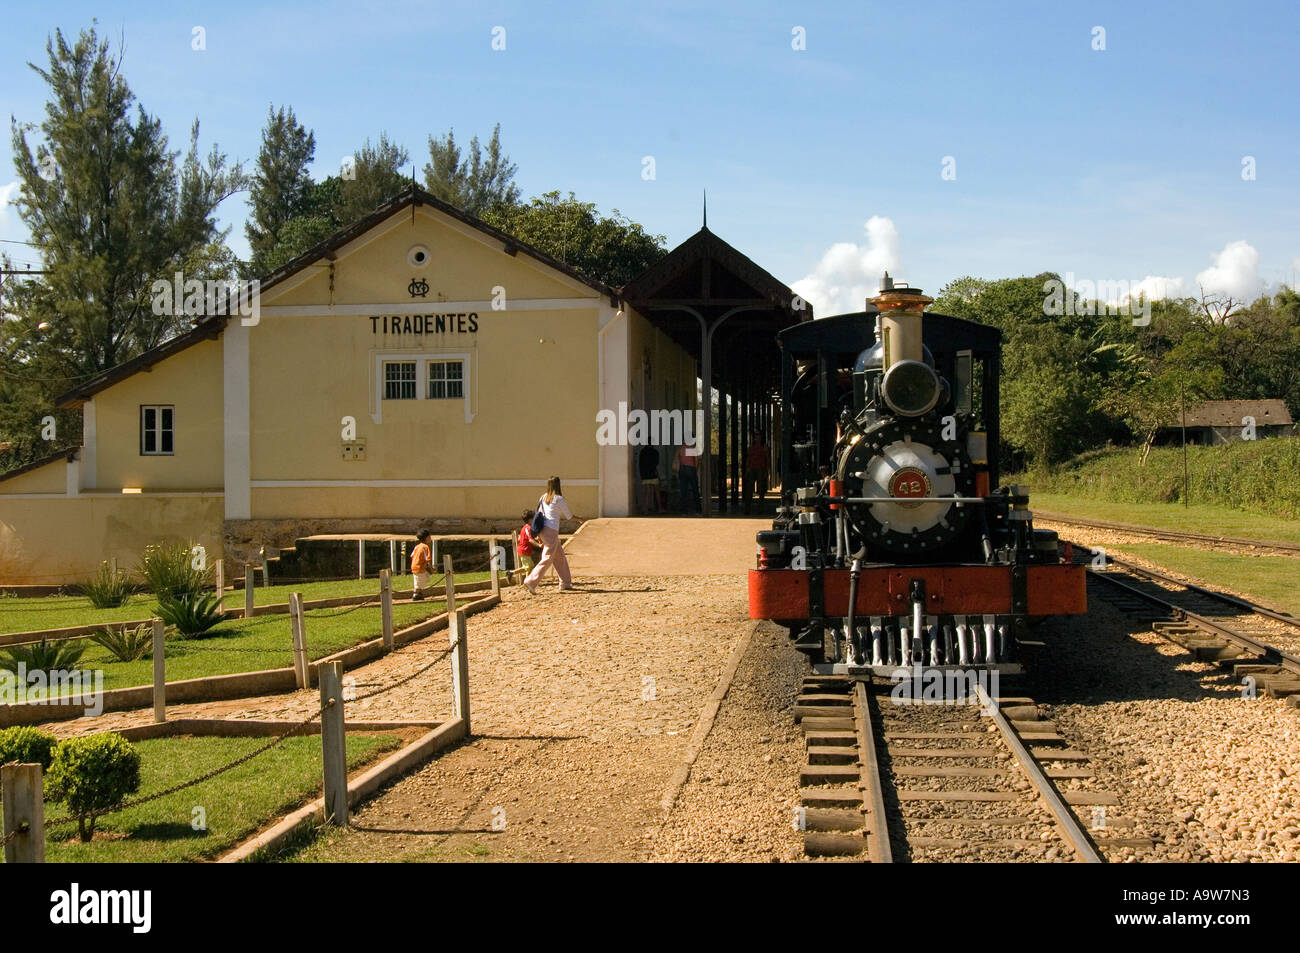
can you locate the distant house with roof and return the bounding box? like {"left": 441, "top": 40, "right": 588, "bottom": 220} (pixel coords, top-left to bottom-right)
{"left": 1157, "top": 399, "right": 1295, "bottom": 446}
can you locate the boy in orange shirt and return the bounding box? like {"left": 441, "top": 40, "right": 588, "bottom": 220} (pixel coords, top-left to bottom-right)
{"left": 411, "top": 529, "right": 434, "bottom": 600}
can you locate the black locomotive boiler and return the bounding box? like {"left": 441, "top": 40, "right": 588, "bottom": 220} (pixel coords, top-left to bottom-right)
{"left": 748, "top": 275, "right": 1086, "bottom": 676}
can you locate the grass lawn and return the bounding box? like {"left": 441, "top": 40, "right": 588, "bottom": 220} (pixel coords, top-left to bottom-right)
{"left": 1030, "top": 492, "right": 1300, "bottom": 546}
{"left": 1, "top": 593, "right": 163, "bottom": 636}
{"left": 0, "top": 734, "right": 400, "bottom": 863}
{"left": 0, "top": 571, "right": 490, "bottom": 636}
{"left": 5, "top": 598, "right": 450, "bottom": 698}
{"left": 1114, "top": 543, "right": 1300, "bottom": 618}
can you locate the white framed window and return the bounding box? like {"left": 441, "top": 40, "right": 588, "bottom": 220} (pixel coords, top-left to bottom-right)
{"left": 428, "top": 359, "right": 464, "bottom": 399}
{"left": 371, "top": 351, "right": 474, "bottom": 425}
{"left": 141, "top": 405, "right": 174, "bottom": 455}
{"left": 383, "top": 361, "right": 417, "bottom": 400}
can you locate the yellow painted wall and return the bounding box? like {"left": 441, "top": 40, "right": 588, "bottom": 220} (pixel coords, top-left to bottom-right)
{"left": 251, "top": 485, "right": 597, "bottom": 522}
{"left": 91, "top": 338, "right": 225, "bottom": 491}
{"left": 271, "top": 209, "right": 589, "bottom": 307}
{"left": 247, "top": 208, "right": 605, "bottom": 519}
{"left": 0, "top": 494, "right": 223, "bottom": 585}
{"left": 0, "top": 457, "right": 67, "bottom": 494}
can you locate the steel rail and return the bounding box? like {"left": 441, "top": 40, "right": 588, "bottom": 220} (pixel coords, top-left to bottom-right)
{"left": 1098, "top": 550, "right": 1300, "bottom": 631}
{"left": 1036, "top": 511, "right": 1300, "bottom": 555}
{"left": 976, "top": 685, "right": 1104, "bottom": 864}
{"left": 1085, "top": 564, "right": 1300, "bottom": 678}
{"left": 854, "top": 681, "right": 892, "bottom": 863}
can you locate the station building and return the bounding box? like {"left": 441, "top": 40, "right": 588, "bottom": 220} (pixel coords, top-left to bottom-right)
{"left": 0, "top": 187, "right": 806, "bottom": 584}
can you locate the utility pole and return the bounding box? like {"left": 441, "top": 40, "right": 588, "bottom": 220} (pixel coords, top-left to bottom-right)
{"left": 1180, "top": 381, "right": 1189, "bottom": 507}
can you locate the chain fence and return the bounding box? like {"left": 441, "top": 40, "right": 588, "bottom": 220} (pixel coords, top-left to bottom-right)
{"left": 37, "top": 636, "right": 460, "bottom": 837}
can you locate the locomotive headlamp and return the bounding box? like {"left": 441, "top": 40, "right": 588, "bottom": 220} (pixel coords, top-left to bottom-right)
{"left": 880, "top": 359, "right": 941, "bottom": 416}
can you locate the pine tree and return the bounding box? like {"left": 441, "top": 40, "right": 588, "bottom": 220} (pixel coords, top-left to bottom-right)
{"left": 2, "top": 25, "right": 243, "bottom": 468}
{"left": 246, "top": 105, "right": 316, "bottom": 276}
{"left": 424, "top": 123, "right": 519, "bottom": 216}
{"left": 333, "top": 133, "right": 411, "bottom": 225}
{"left": 9, "top": 26, "right": 245, "bottom": 376}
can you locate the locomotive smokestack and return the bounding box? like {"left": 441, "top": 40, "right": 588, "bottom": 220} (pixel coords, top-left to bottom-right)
{"left": 869, "top": 273, "right": 932, "bottom": 370}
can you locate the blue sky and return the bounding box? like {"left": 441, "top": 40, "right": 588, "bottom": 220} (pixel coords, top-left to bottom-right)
{"left": 2, "top": 0, "right": 1297, "bottom": 314}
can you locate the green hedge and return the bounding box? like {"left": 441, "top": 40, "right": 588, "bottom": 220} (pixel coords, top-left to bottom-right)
{"left": 1012, "top": 436, "right": 1300, "bottom": 519}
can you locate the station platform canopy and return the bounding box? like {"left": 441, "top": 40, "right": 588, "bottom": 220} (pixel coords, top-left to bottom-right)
{"left": 622, "top": 223, "right": 811, "bottom": 514}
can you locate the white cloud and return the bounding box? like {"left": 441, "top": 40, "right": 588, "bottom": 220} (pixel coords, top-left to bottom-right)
{"left": 1195, "top": 240, "right": 1263, "bottom": 302}
{"left": 792, "top": 215, "right": 900, "bottom": 317}
{"left": 1121, "top": 274, "right": 1185, "bottom": 305}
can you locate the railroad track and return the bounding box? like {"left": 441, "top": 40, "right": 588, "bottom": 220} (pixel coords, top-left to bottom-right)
{"left": 1036, "top": 511, "right": 1300, "bottom": 556}
{"left": 1077, "top": 544, "right": 1300, "bottom": 703}
{"left": 792, "top": 676, "right": 1125, "bottom": 861}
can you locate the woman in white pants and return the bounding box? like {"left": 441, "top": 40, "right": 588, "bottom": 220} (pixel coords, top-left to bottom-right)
{"left": 524, "top": 476, "right": 576, "bottom": 593}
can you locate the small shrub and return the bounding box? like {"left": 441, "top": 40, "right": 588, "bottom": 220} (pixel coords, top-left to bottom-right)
{"left": 1, "top": 638, "right": 86, "bottom": 676}
{"left": 46, "top": 733, "right": 142, "bottom": 842}
{"left": 138, "top": 541, "right": 208, "bottom": 601}
{"left": 0, "top": 726, "right": 58, "bottom": 769}
{"left": 76, "top": 561, "right": 134, "bottom": 609}
{"left": 90, "top": 623, "right": 154, "bottom": 662}
{"left": 156, "top": 592, "right": 225, "bottom": 637}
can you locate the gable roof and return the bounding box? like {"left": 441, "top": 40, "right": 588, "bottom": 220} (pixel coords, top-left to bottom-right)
{"left": 0, "top": 445, "right": 78, "bottom": 484}
{"left": 622, "top": 225, "right": 807, "bottom": 317}
{"left": 55, "top": 186, "right": 620, "bottom": 408}
{"left": 1165, "top": 399, "right": 1294, "bottom": 428}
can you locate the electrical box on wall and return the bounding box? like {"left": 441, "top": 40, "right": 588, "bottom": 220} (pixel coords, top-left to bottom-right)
{"left": 342, "top": 439, "right": 366, "bottom": 461}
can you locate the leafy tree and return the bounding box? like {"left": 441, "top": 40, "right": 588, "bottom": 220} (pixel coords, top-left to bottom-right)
{"left": 246, "top": 105, "right": 316, "bottom": 276}
{"left": 424, "top": 123, "right": 519, "bottom": 216}
{"left": 485, "top": 191, "right": 666, "bottom": 288}
{"left": 934, "top": 274, "right": 1113, "bottom": 471}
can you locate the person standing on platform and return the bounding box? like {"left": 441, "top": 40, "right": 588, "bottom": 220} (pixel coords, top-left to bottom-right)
{"left": 743, "top": 432, "right": 770, "bottom": 514}
{"left": 638, "top": 445, "right": 661, "bottom": 514}
{"left": 674, "top": 443, "right": 701, "bottom": 515}
{"left": 524, "top": 476, "right": 577, "bottom": 594}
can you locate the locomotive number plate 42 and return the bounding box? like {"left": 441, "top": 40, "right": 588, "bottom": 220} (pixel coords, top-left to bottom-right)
{"left": 888, "top": 466, "right": 932, "bottom": 507}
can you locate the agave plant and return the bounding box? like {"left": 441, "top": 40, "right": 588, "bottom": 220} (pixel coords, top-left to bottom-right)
{"left": 90, "top": 623, "right": 154, "bottom": 662}
{"left": 138, "top": 541, "right": 208, "bottom": 602}
{"left": 156, "top": 592, "right": 225, "bottom": 637}
{"left": 77, "top": 561, "right": 134, "bottom": 609}
{"left": 1, "top": 638, "right": 86, "bottom": 675}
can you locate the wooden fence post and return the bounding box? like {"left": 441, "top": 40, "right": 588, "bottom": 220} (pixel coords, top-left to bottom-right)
{"left": 380, "top": 569, "right": 394, "bottom": 653}
{"left": 388, "top": 539, "right": 396, "bottom": 574}
{"left": 488, "top": 538, "right": 500, "bottom": 595}
{"left": 289, "top": 592, "right": 308, "bottom": 689}
{"left": 443, "top": 554, "right": 456, "bottom": 615}
{"left": 260, "top": 546, "right": 270, "bottom": 588}
{"left": 214, "top": 558, "right": 224, "bottom": 604}
{"left": 245, "top": 565, "right": 255, "bottom": 617}
{"left": 1, "top": 763, "right": 44, "bottom": 863}
{"left": 318, "top": 661, "right": 348, "bottom": 826}
{"left": 450, "top": 608, "right": 470, "bottom": 731}
{"left": 400, "top": 541, "right": 407, "bottom": 583}
{"left": 510, "top": 529, "right": 520, "bottom": 580}
{"left": 357, "top": 539, "right": 365, "bottom": 579}
{"left": 152, "top": 618, "right": 166, "bottom": 724}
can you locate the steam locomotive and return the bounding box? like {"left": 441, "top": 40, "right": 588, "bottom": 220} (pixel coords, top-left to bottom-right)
{"left": 748, "top": 275, "right": 1086, "bottom": 675}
